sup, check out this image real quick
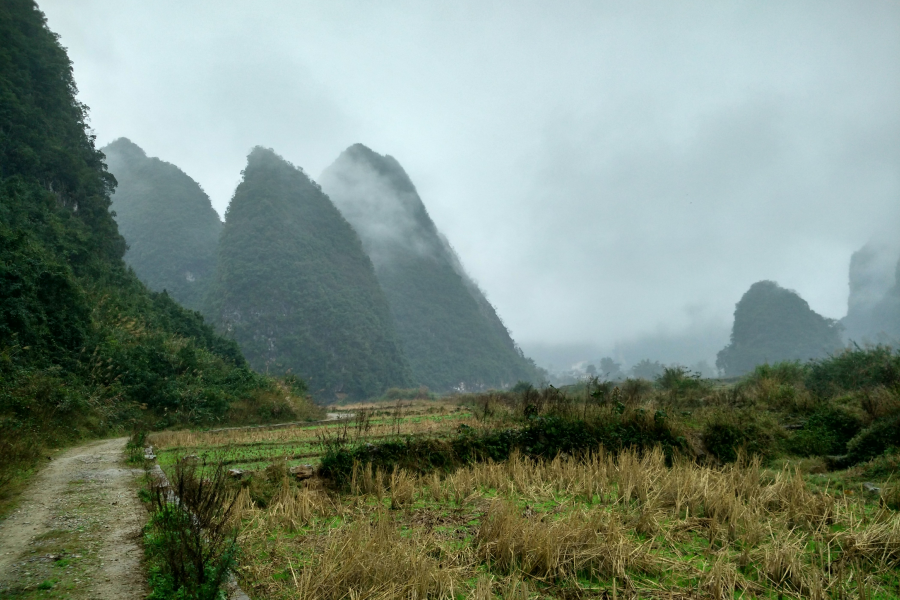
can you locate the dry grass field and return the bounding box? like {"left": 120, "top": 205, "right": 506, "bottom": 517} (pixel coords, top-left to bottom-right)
{"left": 147, "top": 397, "right": 899, "bottom": 599}
{"left": 229, "top": 447, "right": 899, "bottom": 599}
{"left": 144, "top": 351, "right": 900, "bottom": 599}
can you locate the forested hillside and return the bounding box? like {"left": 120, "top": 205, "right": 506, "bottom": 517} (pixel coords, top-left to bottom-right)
{"left": 102, "top": 137, "right": 222, "bottom": 311}
{"left": 717, "top": 280, "right": 844, "bottom": 376}
{"left": 320, "top": 144, "right": 541, "bottom": 391}
{"left": 0, "top": 0, "right": 308, "bottom": 485}
{"left": 207, "top": 147, "right": 412, "bottom": 400}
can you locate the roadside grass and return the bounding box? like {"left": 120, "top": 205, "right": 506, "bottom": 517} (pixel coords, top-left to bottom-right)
{"left": 0, "top": 465, "right": 42, "bottom": 524}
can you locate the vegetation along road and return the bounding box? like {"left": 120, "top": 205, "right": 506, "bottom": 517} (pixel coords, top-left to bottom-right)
{"left": 0, "top": 438, "right": 146, "bottom": 599}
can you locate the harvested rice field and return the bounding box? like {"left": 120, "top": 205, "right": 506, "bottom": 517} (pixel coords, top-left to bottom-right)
{"left": 148, "top": 399, "right": 477, "bottom": 472}
{"left": 148, "top": 396, "right": 900, "bottom": 599}
{"left": 229, "top": 448, "right": 899, "bottom": 599}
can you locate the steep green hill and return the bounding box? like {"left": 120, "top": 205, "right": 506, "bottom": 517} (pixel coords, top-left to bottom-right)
{"left": 207, "top": 147, "right": 412, "bottom": 400}
{"left": 716, "top": 281, "right": 844, "bottom": 376}
{"left": 0, "top": 0, "right": 307, "bottom": 485}
{"left": 320, "top": 144, "right": 540, "bottom": 391}
{"left": 101, "top": 137, "right": 222, "bottom": 311}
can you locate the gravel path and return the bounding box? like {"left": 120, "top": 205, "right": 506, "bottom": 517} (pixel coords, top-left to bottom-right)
{"left": 0, "top": 437, "right": 147, "bottom": 599}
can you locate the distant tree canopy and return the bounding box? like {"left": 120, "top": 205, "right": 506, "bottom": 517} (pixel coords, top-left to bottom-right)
{"left": 0, "top": 0, "right": 274, "bottom": 440}
{"left": 320, "top": 143, "right": 541, "bottom": 392}
{"left": 599, "top": 357, "right": 624, "bottom": 380}
{"left": 631, "top": 359, "right": 665, "bottom": 380}
{"left": 717, "top": 281, "right": 844, "bottom": 377}
{"left": 102, "top": 138, "right": 222, "bottom": 311}
{"left": 207, "top": 147, "right": 412, "bottom": 400}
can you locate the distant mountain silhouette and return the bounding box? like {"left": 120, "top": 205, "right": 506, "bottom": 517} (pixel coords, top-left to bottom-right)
{"left": 320, "top": 144, "right": 540, "bottom": 391}
{"left": 102, "top": 138, "right": 222, "bottom": 311}
{"left": 207, "top": 147, "right": 412, "bottom": 400}
{"left": 842, "top": 242, "right": 900, "bottom": 344}
{"left": 717, "top": 281, "right": 844, "bottom": 376}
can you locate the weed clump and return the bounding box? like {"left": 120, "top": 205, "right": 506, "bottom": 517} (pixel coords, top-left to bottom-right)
{"left": 805, "top": 346, "right": 900, "bottom": 398}
{"left": 702, "top": 409, "right": 782, "bottom": 463}
{"left": 787, "top": 404, "right": 863, "bottom": 456}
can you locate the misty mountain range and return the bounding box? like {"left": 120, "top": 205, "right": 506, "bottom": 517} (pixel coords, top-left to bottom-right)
{"left": 538, "top": 249, "right": 900, "bottom": 383}
{"left": 103, "top": 137, "right": 898, "bottom": 392}
{"left": 103, "top": 138, "right": 540, "bottom": 400}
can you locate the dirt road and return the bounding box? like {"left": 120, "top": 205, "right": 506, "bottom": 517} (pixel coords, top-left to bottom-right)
{"left": 0, "top": 437, "right": 147, "bottom": 599}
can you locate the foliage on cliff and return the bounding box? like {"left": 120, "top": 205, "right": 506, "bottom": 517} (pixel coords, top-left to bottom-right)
{"left": 0, "top": 0, "right": 312, "bottom": 487}
{"left": 207, "top": 147, "right": 412, "bottom": 400}
{"left": 320, "top": 144, "right": 541, "bottom": 392}
{"left": 102, "top": 137, "right": 222, "bottom": 311}
{"left": 716, "top": 280, "right": 844, "bottom": 376}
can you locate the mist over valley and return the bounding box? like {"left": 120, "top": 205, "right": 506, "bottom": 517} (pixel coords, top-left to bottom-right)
{"left": 3, "top": 4, "right": 900, "bottom": 599}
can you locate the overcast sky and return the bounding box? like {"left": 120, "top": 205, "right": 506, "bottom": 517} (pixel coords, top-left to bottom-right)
{"left": 40, "top": 1, "right": 900, "bottom": 368}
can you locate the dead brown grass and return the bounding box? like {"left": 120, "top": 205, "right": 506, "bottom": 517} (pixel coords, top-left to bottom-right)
{"left": 227, "top": 447, "right": 900, "bottom": 599}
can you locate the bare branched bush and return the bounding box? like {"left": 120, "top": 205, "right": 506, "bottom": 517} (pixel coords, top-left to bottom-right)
{"left": 146, "top": 457, "right": 240, "bottom": 599}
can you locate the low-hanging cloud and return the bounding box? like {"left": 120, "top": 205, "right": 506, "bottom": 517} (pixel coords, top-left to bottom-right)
{"left": 39, "top": 0, "right": 900, "bottom": 371}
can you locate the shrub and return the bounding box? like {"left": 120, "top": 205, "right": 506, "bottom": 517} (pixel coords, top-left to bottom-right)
{"left": 126, "top": 430, "right": 148, "bottom": 465}
{"left": 619, "top": 378, "right": 653, "bottom": 405}
{"left": 845, "top": 413, "right": 900, "bottom": 465}
{"left": 805, "top": 346, "right": 900, "bottom": 398}
{"left": 145, "top": 457, "right": 239, "bottom": 600}
{"left": 747, "top": 361, "right": 808, "bottom": 386}
{"left": 881, "top": 483, "right": 900, "bottom": 511}
{"left": 319, "top": 409, "right": 688, "bottom": 486}
{"left": 786, "top": 404, "right": 863, "bottom": 456}
{"left": 858, "top": 386, "right": 900, "bottom": 420}
{"left": 853, "top": 450, "right": 900, "bottom": 481}
{"left": 656, "top": 366, "right": 711, "bottom": 404}
{"left": 702, "top": 409, "right": 781, "bottom": 463}
{"left": 511, "top": 381, "right": 534, "bottom": 394}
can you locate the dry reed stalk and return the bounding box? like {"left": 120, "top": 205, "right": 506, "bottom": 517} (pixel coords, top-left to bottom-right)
{"left": 475, "top": 499, "right": 656, "bottom": 581}
{"left": 762, "top": 466, "right": 835, "bottom": 529}
{"left": 151, "top": 414, "right": 481, "bottom": 452}
{"left": 265, "top": 479, "right": 330, "bottom": 531}
{"left": 287, "top": 509, "right": 462, "bottom": 600}
{"left": 833, "top": 514, "right": 900, "bottom": 568}
{"left": 501, "top": 574, "right": 530, "bottom": 600}
{"left": 229, "top": 440, "right": 896, "bottom": 600}
{"left": 470, "top": 575, "right": 493, "bottom": 600}
{"left": 389, "top": 466, "right": 416, "bottom": 509}
{"left": 425, "top": 471, "right": 446, "bottom": 502}
{"left": 699, "top": 553, "right": 747, "bottom": 599}
{"left": 448, "top": 467, "right": 479, "bottom": 505}
{"left": 229, "top": 486, "right": 255, "bottom": 526}
{"left": 756, "top": 530, "right": 821, "bottom": 596}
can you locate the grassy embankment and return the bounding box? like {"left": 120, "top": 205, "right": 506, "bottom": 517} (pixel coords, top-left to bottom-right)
{"left": 145, "top": 347, "right": 900, "bottom": 599}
